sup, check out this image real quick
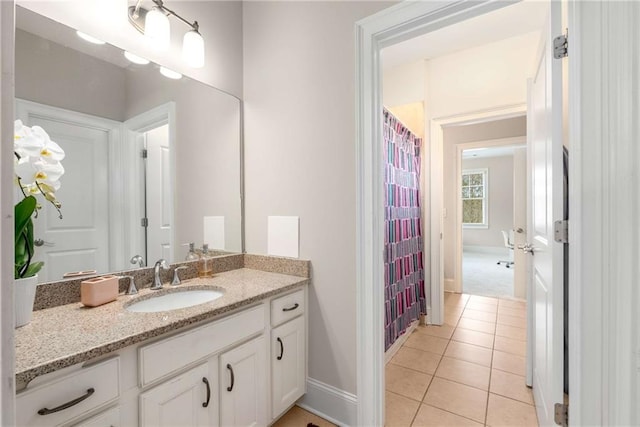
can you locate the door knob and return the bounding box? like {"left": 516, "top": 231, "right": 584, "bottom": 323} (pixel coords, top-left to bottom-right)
{"left": 517, "top": 243, "right": 535, "bottom": 254}
{"left": 515, "top": 227, "right": 525, "bottom": 234}
{"left": 34, "top": 239, "right": 55, "bottom": 247}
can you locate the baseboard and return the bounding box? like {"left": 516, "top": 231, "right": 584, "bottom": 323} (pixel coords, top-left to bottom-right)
{"left": 444, "top": 278, "right": 455, "bottom": 292}
{"left": 463, "top": 245, "right": 508, "bottom": 255}
{"left": 384, "top": 320, "right": 418, "bottom": 364}
{"left": 297, "top": 378, "right": 357, "bottom": 426}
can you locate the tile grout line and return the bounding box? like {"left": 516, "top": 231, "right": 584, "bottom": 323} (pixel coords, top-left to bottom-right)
{"left": 483, "top": 302, "right": 499, "bottom": 426}
{"left": 408, "top": 295, "right": 469, "bottom": 426}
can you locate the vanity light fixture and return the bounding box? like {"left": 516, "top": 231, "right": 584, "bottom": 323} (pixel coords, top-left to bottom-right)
{"left": 128, "top": 0, "right": 205, "bottom": 68}
{"left": 124, "top": 51, "right": 150, "bottom": 65}
{"left": 159, "top": 66, "right": 182, "bottom": 80}
{"left": 76, "top": 31, "right": 106, "bottom": 45}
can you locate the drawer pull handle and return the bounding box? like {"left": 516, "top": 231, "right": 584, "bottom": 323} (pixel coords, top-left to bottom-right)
{"left": 37, "top": 388, "right": 95, "bottom": 415}
{"left": 277, "top": 337, "right": 284, "bottom": 360}
{"left": 282, "top": 303, "right": 299, "bottom": 312}
{"left": 226, "top": 364, "right": 235, "bottom": 392}
{"left": 202, "top": 377, "right": 211, "bottom": 408}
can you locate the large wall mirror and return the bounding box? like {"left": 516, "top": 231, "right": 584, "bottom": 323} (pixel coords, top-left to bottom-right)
{"left": 15, "top": 6, "right": 243, "bottom": 283}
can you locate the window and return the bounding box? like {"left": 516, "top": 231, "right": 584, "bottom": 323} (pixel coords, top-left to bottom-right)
{"left": 462, "top": 169, "right": 488, "bottom": 227}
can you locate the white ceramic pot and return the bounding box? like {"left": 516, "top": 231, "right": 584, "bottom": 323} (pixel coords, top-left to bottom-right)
{"left": 15, "top": 274, "right": 38, "bottom": 328}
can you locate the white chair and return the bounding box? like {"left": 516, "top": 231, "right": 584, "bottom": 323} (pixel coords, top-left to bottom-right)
{"left": 497, "top": 230, "right": 514, "bottom": 268}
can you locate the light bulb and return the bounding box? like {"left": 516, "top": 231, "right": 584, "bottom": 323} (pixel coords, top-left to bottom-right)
{"left": 76, "top": 31, "right": 105, "bottom": 45}
{"left": 183, "top": 29, "right": 205, "bottom": 68}
{"left": 124, "top": 51, "right": 150, "bottom": 65}
{"left": 160, "top": 67, "right": 182, "bottom": 80}
{"left": 144, "top": 6, "right": 170, "bottom": 51}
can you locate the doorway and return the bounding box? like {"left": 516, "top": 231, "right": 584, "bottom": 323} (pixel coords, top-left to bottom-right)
{"left": 364, "top": 0, "right": 565, "bottom": 425}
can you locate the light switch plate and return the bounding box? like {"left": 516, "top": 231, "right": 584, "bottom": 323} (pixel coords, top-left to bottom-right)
{"left": 203, "top": 216, "right": 225, "bottom": 250}
{"left": 267, "top": 216, "right": 299, "bottom": 258}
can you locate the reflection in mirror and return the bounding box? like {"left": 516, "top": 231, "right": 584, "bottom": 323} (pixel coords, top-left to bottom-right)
{"left": 15, "top": 6, "right": 243, "bottom": 283}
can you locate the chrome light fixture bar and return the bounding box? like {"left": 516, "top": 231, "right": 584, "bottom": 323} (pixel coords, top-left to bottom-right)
{"left": 128, "top": 0, "right": 204, "bottom": 68}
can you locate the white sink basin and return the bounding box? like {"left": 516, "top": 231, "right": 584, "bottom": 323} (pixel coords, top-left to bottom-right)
{"left": 126, "top": 289, "right": 224, "bottom": 313}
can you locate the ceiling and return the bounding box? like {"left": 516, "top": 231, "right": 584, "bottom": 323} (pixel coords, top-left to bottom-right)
{"left": 381, "top": 0, "right": 548, "bottom": 70}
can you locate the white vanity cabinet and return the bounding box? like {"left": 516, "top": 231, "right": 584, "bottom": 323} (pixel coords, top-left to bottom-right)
{"left": 16, "top": 357, "right": 120, "bottom": 427}
{"left": 18, "top": 285, "right": 307, "bottom": 427}
{"left": 271, "top": 316, "right": 306, "bottom": 417}
{"left": 219, "top": 336, "right": 268, "bottom": 426}
{"left": 270, "top": 289, "right": 306, "bottom": 418}
{"left": 139, "top": 360, "right": 218, "bottom": 427}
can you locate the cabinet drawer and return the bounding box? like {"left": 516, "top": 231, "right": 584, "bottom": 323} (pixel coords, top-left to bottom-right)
{"left": 139, "top": 304, "right": 265, "bottom": 386}
{"left": 271, "top": 289, "right": 305, "bottom": 327}
{"left": 17, "top": 357, "right": 120, "bottom": 427}
{"left": 72, "top": 406, "right": 120, "bottom": 427}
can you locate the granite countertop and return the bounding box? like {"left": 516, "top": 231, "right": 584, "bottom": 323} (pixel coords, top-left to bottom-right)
{"left": 15, "top": 268, "right": 308, "bottom": 389}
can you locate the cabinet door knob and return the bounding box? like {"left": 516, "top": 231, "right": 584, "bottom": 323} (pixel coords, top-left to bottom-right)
{"left": 202, "top": 377, "right": 211, "bottom": 408}
{"left": 37, "top": 388, "right": 95, "bottom": 415}
{"left": 277, "top": 337, "right": 284, "bottom": 361}
{"left": 226, "top": 364, "right": 235, "bottom": 392}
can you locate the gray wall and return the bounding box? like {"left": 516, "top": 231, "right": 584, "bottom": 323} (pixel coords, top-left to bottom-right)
{"left": 18, "top": 1, "right": 244, "bottom": 98}
{"left": 442, "top": 117, "right": 526, "bottom": 281}
{"left": 243, "top": 1, "right": 394, "bottom": 394}
{"left": 17, "top": 30, "right": 242, "bottom": 257}
{"left": 461, "top": 156, "right": 514, "bottom": 248}
{"left": 15, "top": 29, "right": 126, "bottom": 121}
{"left": 126, "top": 71, "right": 242, "bottom": 254}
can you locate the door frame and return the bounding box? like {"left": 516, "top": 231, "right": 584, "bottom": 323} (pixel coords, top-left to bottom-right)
{"left": 123, "top": 102, "right": 176, "bottom": 265}
{"left": 355, "top": 1, "right": 589, "bottom": 425}
{"left": 453, "top": 135, "right": 526, "bottom": 296}
{"left": 429, "top": 105, "right": 526, "bottom": 320}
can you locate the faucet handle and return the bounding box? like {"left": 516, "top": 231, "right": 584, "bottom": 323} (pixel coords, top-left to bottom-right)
{"left": 171, "top": 266, "right": 189, "bottom": 286}
{"left": 124, "top": 275, "right": 138, "bottom": 295}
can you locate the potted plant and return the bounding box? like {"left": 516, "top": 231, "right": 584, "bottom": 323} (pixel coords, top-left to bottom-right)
{"left": 13, "top": 119, "right": 64, "bottom": 327}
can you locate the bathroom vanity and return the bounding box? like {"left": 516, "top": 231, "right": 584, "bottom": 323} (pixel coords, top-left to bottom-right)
{"left": 15, "top": 258, "right": 309, "bottom": 426}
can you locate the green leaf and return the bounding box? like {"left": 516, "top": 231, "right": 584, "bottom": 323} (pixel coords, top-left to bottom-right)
{"left": 15, "top": 196, "right": 36, "bottom": 237}
{"left": 23, "top": 261, "right": 43, "bottom": 278}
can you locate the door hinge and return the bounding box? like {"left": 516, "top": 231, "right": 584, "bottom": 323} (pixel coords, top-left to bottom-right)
{"left": 141, "top": 149, "right": 148, "bottom": 159}
{"left": 554, "top": 33, "right": 568, "bottom": 59}
{"left": 141, "top": 218, "right": 148, "bottom": 227}
{"left": 554, "top": 219, "right": 568, "bottom": 243}
{"left": 554, "top": 402, "right": 569, "bottom": 426}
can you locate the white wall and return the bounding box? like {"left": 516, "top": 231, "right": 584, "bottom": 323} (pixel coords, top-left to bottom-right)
{"left": 17, "top": 0, "right": 243, "bottom": 98}
{"left": 442, "top": 117, "right": 526, "bottom": 283}
{"left": 15, "top": 29, "right": 126, "bottom": 121}
{"left": 461, "top": 155, "right": 514, "bottom": 247}
{"left": 382, "top": 60, "right": 425, "bottom": 107}
{"left": 243, "top": 0, "right": 394, "bottom": 397}
{"left": 427, "top": 32, "right": 539, "bottom": 119}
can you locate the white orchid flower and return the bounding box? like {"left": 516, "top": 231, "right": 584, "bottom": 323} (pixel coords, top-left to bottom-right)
{"left": 14, "top": 120, "right": 65, "bottom": 163}
{"left": 31, "top": 125, "right": 65, "bottom": 163}
{"left": 15, "top": 157, "right": 64, "bottom": 188}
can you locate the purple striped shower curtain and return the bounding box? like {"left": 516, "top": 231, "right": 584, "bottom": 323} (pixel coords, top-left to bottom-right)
{"left": 383, "top": 109, "right": 427, "bottom": 351}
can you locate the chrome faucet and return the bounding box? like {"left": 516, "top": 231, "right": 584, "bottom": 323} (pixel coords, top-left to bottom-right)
{"left": 130, "top": 254, "right": 145, "bottom": 268}
{"left": 124, "top": 275, "right": 138, "bottom": 295}
{"left": 171, "top": 266, "right": 188, "bottom": 286}
{"left": 151, "top": 259, "right": 169, "bottom": 290}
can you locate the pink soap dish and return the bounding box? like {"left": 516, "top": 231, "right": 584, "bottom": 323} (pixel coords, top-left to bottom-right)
{"left": 81, "top": 275, "right": 119, "bottom": 307}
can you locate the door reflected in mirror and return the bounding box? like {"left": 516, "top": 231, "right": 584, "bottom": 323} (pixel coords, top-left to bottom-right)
{"left": 15, "top": 6, "right": 243, "bottom": 283}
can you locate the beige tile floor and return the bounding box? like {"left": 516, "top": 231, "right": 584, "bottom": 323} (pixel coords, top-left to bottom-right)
{"left": 385, "top": 292, "right": 538, "bottom": 427}
{"left": 272, "top": 405, "right": 337, "bottom": 427}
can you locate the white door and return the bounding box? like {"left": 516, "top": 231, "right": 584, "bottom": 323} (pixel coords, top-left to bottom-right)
{"left": 17, "top": 103, "right": 112, "bottom": 282}
{"left": 139, "top": 361, "right": 217, "bottom": 427}
{"left": 220, "top": 336, "right": 268, "bottom": 427}
{"left": 526, "top": 2, "right": 565, "bottom": 425}
{"left": 145, "top": 124, "right": 172, "bottom": 263}
{"left": 272, "top": 316, "right": 306, "bottom": 417}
